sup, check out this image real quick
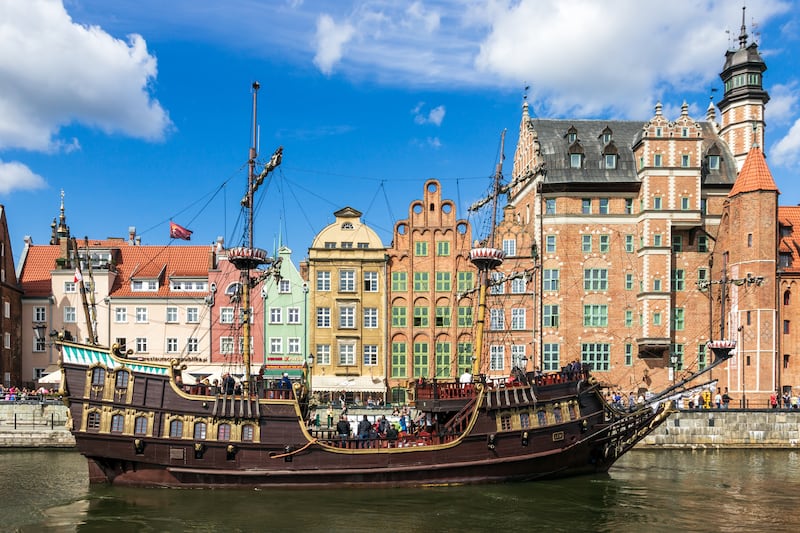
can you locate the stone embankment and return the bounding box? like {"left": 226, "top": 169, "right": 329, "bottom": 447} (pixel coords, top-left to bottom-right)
{"left": 638, "top": 408, "right": 800, "bottom": 448}
{"left": 0, "top": 401, "right": 75, "bottom": 448}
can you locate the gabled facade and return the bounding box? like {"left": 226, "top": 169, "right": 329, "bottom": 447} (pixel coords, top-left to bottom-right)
{"left": 307, "top": 207, "right": 387, "bottom": 401}
{"left": 386, "top": 180, "right": 475, "bottom": 401}
{"left": 0, "top": 205, "right": 23, "bottom": 387}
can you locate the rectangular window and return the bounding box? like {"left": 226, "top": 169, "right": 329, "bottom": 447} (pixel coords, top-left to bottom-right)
{"left": 457, "top": 343, "right": 473, "bottom": 374}
{"left": 457, "top": 271, "right": 473, "bottom": 292}
{"left": 413, "top": 272, "right": 429, "bottom": 291}
{"left": 625, "top": 310, "right": 633, "bottom": 327}
{"left": 490, "top": 345, "right": 505, "bottom": 371}
{"left": 784, "top": 320, "right": 790, "bottom": 334}
{"left": 546, "top": 235, "right": 556, "bottom": 253}
{"left": 64, "top": 281, "right": 76, "bottom": 293}
{"left": 511, "top": 308, "right": 526, "bottom": 330}
{"left": 502, "top": 239, "right": 517, "bottom": 257}
{"left": 316, "top": 344, "right": 331, "bottom": 365}
{"left": 316, "top": 271, "right": 331, "bottom": 291}
{"left": 339, "top": 343, "right": 356, "bottom": 366}
{"left": 511, "top": 277, "right": 526, "bottom": 294}
{"left": 413, "top": 306, "right": 429, "bottom": 327}
{"left": 186, "top": 338, "right": 199, "bottom": 353}
{"left": 511, "top": 345, "right": 527, "bottom": 369}
{"left": 625, "top": 343, "right": 633, "bottom": 366}
{"left": 135, "top": 307, "right": 148, "bottom": 323}
{"left": 701, "top": 198, "right": 708, "bottom": 214}
{"left": 288, "top": 338, "right": 301, "bottom": 354}
{"left": 625, "top": 198, "right": 634, "bottom": 214}
{"left": 583, "top": 269, "right": 608, "bottom": 291}
{"left": 625, "top": 273, "right": 634, "bottom": 290}
{"left": 672, "top": 308, "right": 685, "bottom": 331}
{"left": 270, "top": 338, "right": 282, "bottom": 354}
{"left": 363, "top": 345, "right": 378, "bottom": 366}
{"left": 392, "top": 272, "right": 407, "bottom": 291}
{"left": 582, "top": 198, "right": 592, "bottom": 214}
{"left": 220, "top": 337, "right": 234, "bottom": 354}
{"left": 436, "top": 240, "right": 451, "bottom": 256}
{"left": 270, "top": 307, "right": 282, "bottom": 324}
{"left": 490, "top": 272, "right": 505, "bottom": 295}
{"left": 435, "top": 342, "right": 451, "bottom": 377}
{"left": 543, "top": 343, "right": 560, "bottom": 372}
{"left": 672, "top": 269, "right": 685, "bottom": 291}
{"left": 166, "top": 307, "right": 178, "bottom": 323}
{"left": 605, "top": 154, "right": 617, "bottom": 169}
{"left": 435, "top": 272, "right": 451, "bottom": 292}
{"left": 363, "top": 307, "right": 378, "bottom": 328}
{"left": 543, "top": 269, "right": 559, "bottom": 291}
{"left": 543, "top": 305, "right": 559, "bottom": 328}
{"left": 278, "top": 279, "right": 291, "bottom": 293}
{"left": 287, "top": 307, "right": 300, "bottom": 324}
{"left": 364, "top": 271, "right": 379, "bottom": 292}
{"left": 599, "top": 234, "right": 610, "bottom": 253}
{"left": 316, "top": 307, "right": 331, "bottom": 327}
{"left": 653, "top": 197, "right": 662, "bottom": 210}
{"left": 681, "top": 154, "right": 690, "bottom": 167}
{"left": 654, "top": 234, "right": 663, "bottom": 247}
{"left": 581, "top": 343, "right": 610, "bottom": 371}
{"left": 671, "top": 344, "right": 685, "bottom": 371}
{"left": 186, "top": 307, "right": 199, "bottom": 323}
{"left": 545, "top": 199, "right": 556, "bottom": 214}
{"left": 435, "top": 306, "right": 451, "bottom": 327}
{"left": 698, "top": 343, "right": 707, "bottom": 371}
{"left": 392, "top": 306, "right": 407, "bottom": 327}
{"left": 34, "top": 306, "right": 47, "bottom": 322}
{"left": 653, "top": 312, "right": 662, "bottom": 326}
{"left": 457, "top": 307, "right": 473, "bottom": 327}
{"left": 114, "top": 307, "right": 127, "bottom": 323}
{"left": 654, "top": 154, "right": 662, "bottom": 167}
{"left": 391, "top": 342, "right": 407, "bottom": 378}
{"left": 599, "top": 198, "right": 609, "bottom": 214}
{"left": 681, "top": 197, "right": 690, "bottom": 210}
{"left": 653, "top": 279, "right": 662, "bottom": 291}
{"left": 414, "top": 241, "right": 428, "bottom": 256}
{"left": 339, "top": 306, "right": 355, "bottom": 329}
{"left": 136, "top": 337, "right": 148, "bottom": 353}
{"left": 708, "top": 155, "right": 720, "bottom": 169}
{"left": 625, "top": 234, "right": 634, "bottom": 252}
{"left": 490, "top": 309, "right": 505, "bottom": 330}
{"left": 582, "top": 235, "right": 592, "bottom": 253}
{"left": 339, "top": 270, "right": 355, "bottom": 292}
{"left": 672, "top": 235, "right": 683, "bottom": 252}
{"left": 583, "top": 305, "right": 608, "bottom": 327}
{"left": 413, "top": 342, "right": 429, "bottom": 378}
{"left": 570, "top": 153, "right": 582, "bottom": 168}
{"left": 698, "top": 235, "right": 708, "bottom": 253}
{"left": 220, "top": 307, "right": 234, "bottom": 324}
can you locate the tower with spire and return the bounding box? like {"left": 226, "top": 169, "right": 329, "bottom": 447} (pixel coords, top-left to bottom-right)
{"left": 716, "top": 6, "right": 770, "bottom": 170}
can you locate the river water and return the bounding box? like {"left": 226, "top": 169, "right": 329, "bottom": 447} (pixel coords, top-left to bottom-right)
{"left": 2, "top": 449, "right": 798, "bottom": 532}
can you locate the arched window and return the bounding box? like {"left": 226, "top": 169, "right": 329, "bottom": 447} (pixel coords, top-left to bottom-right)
{"left": 194, "top": 422, "right": 207, "bottom": 440}
{"left": 111, "top": 414, "right": 125, "bottom": 433}
{"left": 169, "top": 419, "right": 184, "bottom": 438}
{"left": 115, "top": 370, "right": 130, "bottom": 389}
{"left": 134, "top": 416, "right": 148, "bottom": 436}
{"left": 217, "top": 423, "right": 231, "bottom": 441}
{"left": 91, "top": 367, "right": 106, "bottom": 387}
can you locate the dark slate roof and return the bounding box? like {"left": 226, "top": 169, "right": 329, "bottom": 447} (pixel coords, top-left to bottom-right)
{"left": 530, "top": 119, "right": 738, "bottom": 189}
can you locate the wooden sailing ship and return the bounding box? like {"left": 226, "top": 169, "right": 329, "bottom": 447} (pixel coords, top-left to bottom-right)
{"left": 55, "top": 84, "right": 736, "bottom": 488}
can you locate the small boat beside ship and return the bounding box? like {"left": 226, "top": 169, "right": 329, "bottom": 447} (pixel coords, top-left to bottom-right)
{"left": 55, "top": 84, "right": 736, "bottom": 488}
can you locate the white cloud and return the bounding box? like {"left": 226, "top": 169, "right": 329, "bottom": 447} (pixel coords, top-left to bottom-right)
{"left": 0, "top": 0, "right": 172, "bottom": 153}
{"left": 313, "top": 14, "right": 356, "bottom": 75}
{"left": 770, "top": 118, "right": 800, "bottom": 168}
{"left": 767, "top": 82, "right": 799, "bottom": 127}
{"left": 412, "top": 103, "right": 446, "bottom": 126}
{"left": 0, "top": 160, "right": 47, "bottom": 194}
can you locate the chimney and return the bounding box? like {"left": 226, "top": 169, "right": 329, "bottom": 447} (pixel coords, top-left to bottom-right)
{"left": 128, "top": 226, "right": 136, "bottom": 245}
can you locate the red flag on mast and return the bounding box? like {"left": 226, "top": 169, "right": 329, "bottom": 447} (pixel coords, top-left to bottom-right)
{"left": 169, "top": 221, "right": 193, "bottom": 241}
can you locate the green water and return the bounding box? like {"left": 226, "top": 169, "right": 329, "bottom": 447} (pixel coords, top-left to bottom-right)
{"left": 2, "top": 449, "right": 798, "bottom": 532}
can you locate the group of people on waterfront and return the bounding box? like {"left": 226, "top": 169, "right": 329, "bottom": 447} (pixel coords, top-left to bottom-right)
{"left": 0, "top": 385, "right": 56, "bottom": 402}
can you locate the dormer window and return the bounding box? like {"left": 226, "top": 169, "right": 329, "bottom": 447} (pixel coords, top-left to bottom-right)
{"left": 566, "top": 126, "right": 578, "bottom": 144}
{"left": 131, "top": 280, "right": 158, "bottom": 292}
{"left": 605, "top": 154, "right": 617, "bottom": 169}
{"left": 600, "top": 127, "right": 612, "bottom": 145}
{"left": 603, "top": 142, "right": 618, "bottom": 170}
{"left": 568, "top": 140, "right": 584, "bottom": 169}
{"left": 708, "top": 155, "right": 720, "bottom": 170}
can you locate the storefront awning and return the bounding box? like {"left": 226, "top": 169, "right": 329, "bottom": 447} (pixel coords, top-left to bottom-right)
{"left": 312, "top": 375, "right": 385, "bottom": 392}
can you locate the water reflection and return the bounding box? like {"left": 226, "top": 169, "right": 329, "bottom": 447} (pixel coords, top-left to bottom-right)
{"left": 5, "top": 449, "right": 800, "bottom": 532}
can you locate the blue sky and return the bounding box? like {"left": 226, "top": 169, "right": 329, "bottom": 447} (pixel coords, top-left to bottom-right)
{"left": 2, "top": 0, "right": 799, "bottom": 266}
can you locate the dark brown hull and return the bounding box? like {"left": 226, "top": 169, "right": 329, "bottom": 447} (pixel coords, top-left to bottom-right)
{"left": 58, "top": 342, "right": 669, "bottom": 488}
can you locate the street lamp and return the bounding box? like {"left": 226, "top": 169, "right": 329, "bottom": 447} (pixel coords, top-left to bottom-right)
{"left": 307, "top": 353, "right": 314, "bottom": 391}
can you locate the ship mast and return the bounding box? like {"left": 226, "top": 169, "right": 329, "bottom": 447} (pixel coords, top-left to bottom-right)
{"left": 228, "top": 82, "right": 282, "bottom": 395}
{"left": 468, "top": 130, "right": 507, "bottom": 376}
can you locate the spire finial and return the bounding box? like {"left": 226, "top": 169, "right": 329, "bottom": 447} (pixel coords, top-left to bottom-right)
{"left": 739, "top": 5, "right": 748, "bottom": 49}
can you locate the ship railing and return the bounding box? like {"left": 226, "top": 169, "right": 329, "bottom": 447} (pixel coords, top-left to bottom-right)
{"left": 319, "top": 432, "right": 447, "bottom": 449}
{"left": 415, "top": 380, "right": 477, "bottom": 400}
{"left": 181, "top": 384, "right": 294, "bottom": 400}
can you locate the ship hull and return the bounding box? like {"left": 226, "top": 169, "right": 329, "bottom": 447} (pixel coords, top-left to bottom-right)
{"left": 58, "top": 342, "right": 669, "bottom": 488}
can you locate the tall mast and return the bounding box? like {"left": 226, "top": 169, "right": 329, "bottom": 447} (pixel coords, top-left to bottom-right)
{"left": 469, "top": 130, "right": 507, "bottom": 376}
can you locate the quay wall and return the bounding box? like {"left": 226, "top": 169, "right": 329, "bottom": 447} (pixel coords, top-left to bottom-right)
{"left": 2, "top": 403, "right": 799, "bottom": 449}
{"left": 0, "top": 402, "right": 75, "bottom": 448}
{"left": 638, "top": 409, "right": 800, "bottom": 448}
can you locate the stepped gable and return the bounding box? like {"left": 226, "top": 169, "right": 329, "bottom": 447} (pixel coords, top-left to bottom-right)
{"left": 728, "top": 146, "right": 779, "bottom": 197}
